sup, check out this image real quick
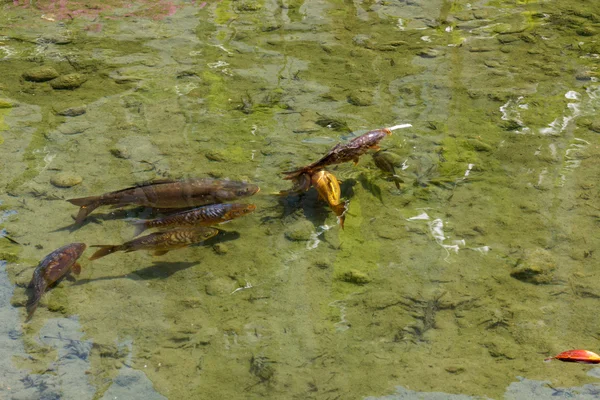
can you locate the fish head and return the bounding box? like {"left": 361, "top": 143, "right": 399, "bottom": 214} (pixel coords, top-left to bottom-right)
{"left": 200, "top": 227, "right": 220, "bottom": 240}
{"left": 218, "top": 182, "right": 260, "bottom": 200}
{"left": 227, "top": 203, "right": 257, "bottom": 219}
{"left": 72, "top": 242, "right": 88, "bottom": 256}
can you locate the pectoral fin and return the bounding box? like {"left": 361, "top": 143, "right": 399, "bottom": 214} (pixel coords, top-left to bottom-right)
{"left": 71, "top": 262, "right": 82, "bottom": 275}
{"left": 153, "top": 250, "right": 170, "bottom": 256}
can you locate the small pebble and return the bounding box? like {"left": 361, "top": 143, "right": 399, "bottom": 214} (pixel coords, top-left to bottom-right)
{"left": 213, "top": 243, "right": 229, "bottom": 255}
{"left": 22, "top": 66, "right": 59, "bottom": 82}
{"left": 50, "top": 172, "right": 83, "bottom": 188}
{"left": 50, "top": 73, "right": 87, "bottom": 90}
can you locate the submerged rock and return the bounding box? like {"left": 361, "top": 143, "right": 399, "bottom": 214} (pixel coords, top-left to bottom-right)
{"left": 56, "top": 105, "right": 87, "bottom": 117}
{"left": 347, "top": 89, "right": 374, "bottom": 106}
{"left": 339, "top": 269, "right": 371, "bottom": 285}
{"left": 284, "top": 220, "right": 314, "bottom": 241}
{"left": 510, "top": 248, "right": 555, "bottom": 284}
{"left": 50, "top": 172, "right": 83, "bottom": 188}
{"left": 50, "top": 73, "right": 87, "bottom": 90}
{"left": 22, "top": 66, "right": 59, "bottom": 82}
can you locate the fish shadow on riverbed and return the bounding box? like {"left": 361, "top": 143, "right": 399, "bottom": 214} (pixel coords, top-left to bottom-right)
{"left": 74, "top": 261, "right": 200, "bottom": 284}
{"left": 270, "top": 178, "right": 357, "bottom": 227}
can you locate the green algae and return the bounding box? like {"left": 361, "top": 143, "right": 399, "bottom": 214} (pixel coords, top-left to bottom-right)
{"left": 1, "top": 0, "right": 600, "bottom": 399}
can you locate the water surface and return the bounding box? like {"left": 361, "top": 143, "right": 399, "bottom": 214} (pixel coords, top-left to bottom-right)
{"left": 1, "top": 0, "right": 600, "bottom": 398}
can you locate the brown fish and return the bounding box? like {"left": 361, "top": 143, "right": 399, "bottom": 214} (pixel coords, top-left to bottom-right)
{"left": 89, "top": 227, "right": 219, "bottom": 260}
{"left": 67, "top": 178, "right": 260, "bottom": 226}
{"left": 130, "top": 203, "right": 256, "bottom": 236}
{"left": 311, "top": 170, "right": 347, "bottom": 229}
{"left": 278, "top": 172, "right": 312, "bottom": 196}
{"left": 26, "top": 243, "right": 86, "bottom": 321}
{"left": 372, "top": 150, "right": 404, "bottom": 189}
{"left": 284, "top": 128, "right": 392, "bottom": 179}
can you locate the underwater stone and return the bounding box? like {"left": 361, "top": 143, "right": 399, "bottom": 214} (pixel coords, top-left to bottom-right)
{"left": 577, "top": 26, "right": 597, "bottom": 36}
{"left": 466, "top": 139, "right": 493, "bottom": 152}
{"left": 205, "top": 277, "right": 235, "bottom": 296}
{"left": 589, "top": 120, "right": 600, "bottom": 133}
{"left": 56, "top": 105, "right": 87, "bottom": 117}
{"left": 510, "top": 248, "right": 555, "bottom": 285}
{"left": 339, "top": 269, "right": 371, "bottom": 285}
{"left": 110, "top": 147, "right": 131, "bottom": 159}
{"left": 418, "top": 48, "right": 439, "bottom": 58}
{"left": 50, "top": 73, "right": 87, "bottom": 90}
{"left": 22, "top": 66, "right": 59, "bottom": 82}
{"left": 212, "top": 243, "right": 229, "bottom": 255}
{"left": 205, "top": 150, "right": 228, "bottom": 162}
{"left": 284, "top": 220, "right": 314, "bottom": 241}
{"left": 50, "top": 172, "right": 83, "bottom": 188}
{"left": 0, "top": 99, "right": 14, "bottom": 108}
{"left": 347, "top": 89, "right": 374, "bottom": 106}
{"left": 58, "top": 121, "right": 91, "bottom": 135}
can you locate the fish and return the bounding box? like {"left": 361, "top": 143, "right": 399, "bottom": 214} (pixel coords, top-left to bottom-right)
{"left": 545, "top": 349, "right": 600, "bottom": 364}
{"left": 67, "top": 178, "right": 260, "bottom": 226}
{"left": 26, "top": 243, "right": 86, "bottom": 321}
{"left": 311, "top": 170, "right": 348, "bottom": 228}
{"left": 89, "top": 227, "right": 219, "bottom": 260}
{"left": 372, "top": 150, "right": 404, "bottom": 189}
{"left": 283, "top": 128, "right": 392, "bottom": 180}
{"left": 278, "top": 172, "right": 312, "bottom": 196}
{"left": 130, "top": 203, "right": 256, "bottom": 236}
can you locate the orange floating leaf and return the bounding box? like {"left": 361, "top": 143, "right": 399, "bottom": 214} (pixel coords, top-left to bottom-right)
{"left": 545, "top": 349, "right": 600, "bottom": 364}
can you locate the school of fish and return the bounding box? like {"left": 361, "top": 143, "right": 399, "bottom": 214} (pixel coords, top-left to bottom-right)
{"left": 23, "top": 126, "right": 403, "bottom": 321}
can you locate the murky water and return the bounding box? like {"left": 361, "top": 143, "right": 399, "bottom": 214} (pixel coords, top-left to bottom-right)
{"left": 1, "top": 0, "right": 600, "bottom": 399}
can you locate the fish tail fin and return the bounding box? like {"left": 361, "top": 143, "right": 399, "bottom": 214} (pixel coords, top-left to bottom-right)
{"left": 332, "top": 200, "right": 349, "bottom": 230}
{"left": 25, "top": 283, "right": 46, "bottom": 322}
{"left": 129, "top": 219, "right": 148, "bottom": 237}
{"left": 89, "top": 245, "right": 121, "bottom": 260}
{"left": 67, "top": 196, "right": 102, "bottom": 225}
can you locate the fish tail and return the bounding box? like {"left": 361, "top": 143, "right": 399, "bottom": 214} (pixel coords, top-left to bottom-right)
{"left": 67, "top": 196, "right": 102, "bottom": 225}
{"left": 331, "top": 201, "right": 349, "bottom": 230}
{"left": 89, "top": 245, "right": 122, "bottom": 260}
{"left": 129, "top": 219, "right": 149, "bottom": 237}
{"left": 25, "top": 283, "right": 46, "bottom": 322}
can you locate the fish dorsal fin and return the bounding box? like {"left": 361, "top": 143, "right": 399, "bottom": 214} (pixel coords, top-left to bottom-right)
{"left": 109, "top": 178, "right": 183, "bottom": 194}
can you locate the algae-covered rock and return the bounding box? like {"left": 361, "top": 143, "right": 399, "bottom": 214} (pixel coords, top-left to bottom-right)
{"left": 22, "top": 66, "right": 59, "bottom": 82}
{"left": 347, "top": 89, "right": 374, "bottom": 106}
{"left": 339, "top": 269, "right": 371, "bottom": 285}
{"left": 50, "top": 172, "right": 83, "bottom": 188}
{"left": 284, "top": 220, "right": 314, "bottom": 241}
{"left": 205, "top": 277, "right": 235, "bottom": 296}
{"left": 50, "top": 73, "right": 87, "bottom": 90}
{"left": 56, "top": 105, "right": 87, "bottom": 117}
{"left": 510, "top": 248, "right": 555, "bottom": 284}
{"left": 213, "top": 243, "right": 229, "bottom": 255}
{"left": 110, "top": 147, "right": 131, "bottom": 159}
{"left": 0, "top": 99, "right": 15, "bottom": 108}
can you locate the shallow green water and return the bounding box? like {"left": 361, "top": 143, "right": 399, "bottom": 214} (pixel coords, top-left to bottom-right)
{"left": 1, "top": 0, "right": 600, "bottom": 399}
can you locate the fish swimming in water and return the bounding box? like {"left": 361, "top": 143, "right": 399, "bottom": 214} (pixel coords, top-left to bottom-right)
{"left": 283, "top": 128, "right": 392, "bottom": 180}
{"left": 130, "top": 203, "right": 256, "bottom": 236}
{"left": 26, "top": 243, "right": 86, "bottom": 321}
{"left": 311, "top": 170, "right": 347, "bottom": 228}
{"left": 89, "top": 227, "right": 219, "bottom": 260}
{"left": 278, "top": 172, "right": 312, "bottom": 196}
{"left": 67, "top": 178, "right": 260, "bottom": 226}
{"left": 372, "top": 150, "right": 404, "bottom": 189}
